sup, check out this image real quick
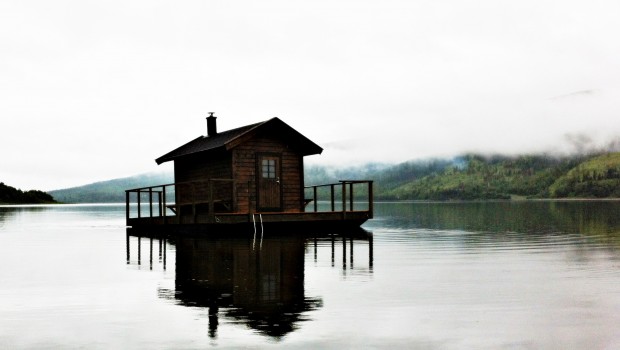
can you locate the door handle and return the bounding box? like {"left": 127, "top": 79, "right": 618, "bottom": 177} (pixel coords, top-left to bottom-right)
{"left": 276, "top": 177, "right": 280, "bottom": 184}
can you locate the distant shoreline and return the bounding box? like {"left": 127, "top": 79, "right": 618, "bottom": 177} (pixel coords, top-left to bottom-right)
{"left": 373, "top": 198, "right": 620, "bottom": 204}
{"left": 3, "top": 198, "right": 620, "bottom": 208}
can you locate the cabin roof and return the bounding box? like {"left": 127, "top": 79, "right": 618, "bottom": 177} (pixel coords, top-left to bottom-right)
{"left": 155, "top": 117, "right": 323, "bottom": 165}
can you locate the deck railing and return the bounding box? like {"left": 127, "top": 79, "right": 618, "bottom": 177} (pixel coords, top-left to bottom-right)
{"left": 125, "top": 178, "right": 237, "bottom": 224}
{"left": 304, "top": 180, "right": 373, "bottom": 219}
{"left": 126, "top": 179, "right": 374, "bottom": 225}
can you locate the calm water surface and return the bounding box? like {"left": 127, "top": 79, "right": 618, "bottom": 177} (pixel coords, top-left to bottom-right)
{"left": 1, "top": 202, "right": 619, "bottom": 349}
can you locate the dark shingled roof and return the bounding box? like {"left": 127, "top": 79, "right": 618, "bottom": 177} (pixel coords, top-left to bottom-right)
{"left": 155, "top": 117, "right": 323, "bottom": 165}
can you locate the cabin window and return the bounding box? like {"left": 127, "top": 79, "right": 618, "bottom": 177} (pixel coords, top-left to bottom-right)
{"left": 262, "top": 159, "right": 276, "bottom": 178}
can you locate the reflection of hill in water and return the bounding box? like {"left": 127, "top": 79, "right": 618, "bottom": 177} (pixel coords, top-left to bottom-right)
{"left": 377, "top": 201, "right": 620, "bottom": 237}
{"left": 126, "top": 231, "right": 373, "bottom": 339}
{"left": 0, "top": 206, "right": 46, "bottom": 228}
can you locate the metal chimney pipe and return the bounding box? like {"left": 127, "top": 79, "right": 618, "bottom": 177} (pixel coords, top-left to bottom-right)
{"left": 206, "top": 112, "right": 217, "bottom": 136}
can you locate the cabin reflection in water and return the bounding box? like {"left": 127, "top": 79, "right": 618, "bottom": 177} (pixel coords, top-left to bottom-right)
{"left": 126, "top": 230, "right": 373, "bottom": 339}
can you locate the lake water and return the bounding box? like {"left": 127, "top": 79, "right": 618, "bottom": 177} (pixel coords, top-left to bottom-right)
{"left": 1, "top": 201, "right": 619, "bottom": 349}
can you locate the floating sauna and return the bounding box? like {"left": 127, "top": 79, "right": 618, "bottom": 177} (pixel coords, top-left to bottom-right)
{"left": 125, "top": 114, "right": 373, "bottom": 232}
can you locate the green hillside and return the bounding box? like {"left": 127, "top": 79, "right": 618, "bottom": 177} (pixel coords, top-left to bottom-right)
{"left": 0, "top": 182, "right": 57, "bottom": 204}
{"left": 549, "top": 153, "right": 620, "bottom": 198}
{"left": 378, "top": 154, "right": 582, "bottom": 200}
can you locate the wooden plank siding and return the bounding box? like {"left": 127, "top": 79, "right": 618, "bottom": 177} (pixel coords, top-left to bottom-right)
{"left": 233, "top": 136, "right": 304, "bottom": 213}
{"left": 170, "top": 134, "right": 304, "bottom": 214}
{"left": 174, "top": 151, "right": 233, "bottom": 209}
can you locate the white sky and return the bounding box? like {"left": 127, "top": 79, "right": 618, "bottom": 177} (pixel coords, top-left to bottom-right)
{"left": 2, "top": 0, "right": 620, "bottom": 191}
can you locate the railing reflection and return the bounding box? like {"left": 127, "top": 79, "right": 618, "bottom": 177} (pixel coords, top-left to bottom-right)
{"left": 310, "top": 235, "right": 374, "bottom": 274}
{"left": 126, "top": 234, "right": 167, "bottom": 271}
{"left": 126, "top": 229, "right": 373, "bottom": 339}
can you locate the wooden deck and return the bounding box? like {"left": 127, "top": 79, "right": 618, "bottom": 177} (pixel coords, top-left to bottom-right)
{"left": 126, "top": 180, "right": 373, "bottom": 233}
{"left": 127, "top": 211, "right": 371, "bottom": 234}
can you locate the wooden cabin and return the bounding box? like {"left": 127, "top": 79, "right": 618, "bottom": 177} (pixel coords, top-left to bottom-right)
{"left": 126, "top": 114, "right": 373, "bottom": 232}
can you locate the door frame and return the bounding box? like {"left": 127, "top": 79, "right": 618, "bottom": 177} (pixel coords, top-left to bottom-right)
{"left": 255, "top": 152, "right": 283, "bottom": 212}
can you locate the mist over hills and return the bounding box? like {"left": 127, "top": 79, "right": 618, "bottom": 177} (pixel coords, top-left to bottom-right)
{"left": 47, "top": 151, "right": 620, "bottom": 203}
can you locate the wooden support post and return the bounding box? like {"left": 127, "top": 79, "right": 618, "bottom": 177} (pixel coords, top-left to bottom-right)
{"left": 313, "top": 186, "right": 318, "bottom": 212}
{"left": 159, "top": 239, "right": 163, "bottom": 260}
{"left": 350, "top": 237, "right": 354, "bottom": 267}
{"left": 137, "top": 237, "right": 141, "bottom": 265}
{"left": 331, "top": 236, "right": 335, "bottom": 267}
{"left": 369, "top": 235, "right": 374, "bottom": 270}
{"left": 149, "top": 238, "right": 153, "bottom": 270}
{"left": 125, "top": 230, "right": 130, "bottom": 264}
{"left": 163, "top": 239, "right": 167, "bottom": 270}
{"left": 342, "top": 235, "right": 347, "bottom": 270}
{"left": 330, "top": 184, "right": 335, "bottom": 212}
{"left": 314, "top": 238, "right": 318, "bottom": 262}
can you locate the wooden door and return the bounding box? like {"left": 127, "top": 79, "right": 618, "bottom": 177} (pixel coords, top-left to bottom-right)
{"left": 257, "top": 154, "right": 282, "bottom": 211}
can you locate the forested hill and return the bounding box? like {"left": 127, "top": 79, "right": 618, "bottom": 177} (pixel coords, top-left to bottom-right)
{"left": 0, "top": 183, "right": 57, "bottom": 204}
{"left": 49, "top": 152, "right": 620, "bottom": 203}
{"left": 386, "top": 152, "right": 620, "bottom": 199}
{"left": 307, "top": 152, "right": 620, "bottom": 200}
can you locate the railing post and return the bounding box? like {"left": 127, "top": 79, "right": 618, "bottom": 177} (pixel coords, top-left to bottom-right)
{"left": 330, "top": 184, "right": 335, "bottom": 212}
{"left": 162, "top": 185, "right": 167, "bottom": 225}
{"left": 342, "top": 182, "right": 347, "bottom": 219}
{"left": 368, "top": 181, "right": 374, "bottom": 218}
{"left": 149, "top": 187, "right": 153, "bottom": 222}
{"left": 126, "top": 230, "right": 130, "bottom": 263}
{"left": 125, "top": 191, "right": 130, "bottom": 224}
{"left": 349, "top": 182, "right": 354, "bottom": 211}
{"left": 137, "top": 190, "right": 141, "bottom": 218}
{"left": 313, "top": 186, "right": 318, "bottom": 212}
{"left": 157, "top": 190, "right": 162, "bottom": 217}
{"left": 369, "top": 234, "right": 374, "bottom": 270}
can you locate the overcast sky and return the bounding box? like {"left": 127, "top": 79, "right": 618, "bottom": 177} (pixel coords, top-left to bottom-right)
{"left": 2, "top": 0, "right": 620, "bottom": 191}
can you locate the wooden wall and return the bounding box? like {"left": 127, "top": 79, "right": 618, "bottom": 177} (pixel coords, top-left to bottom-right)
{"left": 233, "top": 135, "right": 304, "bottom": 213}
{"left": 172, "top": 134, "right": 305, "bottom": 213}
{"left": 174, "top": 151, "right": 233, "bottom": 206}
